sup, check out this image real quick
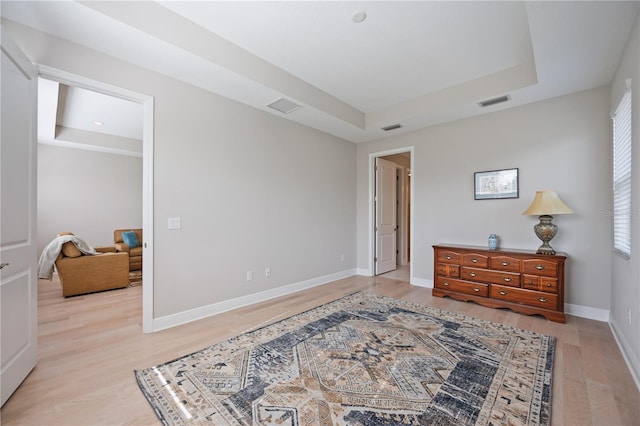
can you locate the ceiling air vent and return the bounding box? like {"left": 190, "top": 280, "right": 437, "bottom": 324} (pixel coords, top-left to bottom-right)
{"left": 382, "top": 123, "right": 403, "bottom": 132}
{"left": 267, "top": 97, "right": 302, "bottom": 114}
{"left": 478, "top": 95, "right": 511, "bottom": 108}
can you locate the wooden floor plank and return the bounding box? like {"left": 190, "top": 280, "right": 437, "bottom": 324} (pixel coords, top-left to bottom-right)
{"left": 1, "top": 274, "right": 638, "bottom": 425}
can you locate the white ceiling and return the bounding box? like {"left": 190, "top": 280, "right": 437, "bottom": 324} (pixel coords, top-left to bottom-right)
{"left": 3, "top": 1, "right": 639, "bottom": 143}
{"left": 56, "top": 84, "right": 143, "bottom": 140}
{"left": 36, "top": 78, "right": 143, "bottom": 142}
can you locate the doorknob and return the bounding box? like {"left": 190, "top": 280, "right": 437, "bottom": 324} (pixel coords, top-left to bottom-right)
{"left": 0, "top": 262, "right": 9, "bottom": 269}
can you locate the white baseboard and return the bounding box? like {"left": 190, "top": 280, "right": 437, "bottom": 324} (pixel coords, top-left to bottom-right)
{"left": 151, "top": 268, "right": 357, "bottom": 332}
{"left": 150, "top": 269, "right": 640, "bottom": 393}
{"left": 564, "top": 303, "right": 610, "bottom": 322}
{"left": 356, "top": 268, "right": 371, "bottom": 276}
{"left": 411, "top": 284, "right": 637, "bottom": 389}
{"left": 609, "top": 317, "right": 640, "bottom": 392}
{"left": 410, "top": 277, "right": 432, "bottom": 288}
{"left": 352, "top": 274, "right": 611, "bottom": 323}
{"left": 407, "top": 282, "right": 612, "bottom": 322}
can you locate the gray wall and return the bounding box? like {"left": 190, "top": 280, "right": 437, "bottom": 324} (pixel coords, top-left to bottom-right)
{"left": 6, "top": 21, "right": 357, "bottom": 318}
{"left": 37, "top": 143, "right": 142, "bottom": 253}
{"left": 153, "top": 81, "right": 357, "bottom": 316}
{"left": 8, "top": 13, "right": 639, "bottom": 382}
{"left": 357, "top": 86, "right": 613, "bottom": 314}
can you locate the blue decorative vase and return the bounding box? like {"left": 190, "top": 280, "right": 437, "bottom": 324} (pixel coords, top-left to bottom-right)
{"left": 488, "top": 234, "right": 498, "bottom": 250}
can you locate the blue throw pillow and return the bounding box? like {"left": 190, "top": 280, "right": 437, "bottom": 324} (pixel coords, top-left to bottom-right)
{"left": 122, "top": 231, "right": 140, "bottom": 248}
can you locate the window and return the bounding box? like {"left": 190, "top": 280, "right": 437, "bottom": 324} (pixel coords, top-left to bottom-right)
{"left": 613, "top": 88, "right": 632, "bottom": 257}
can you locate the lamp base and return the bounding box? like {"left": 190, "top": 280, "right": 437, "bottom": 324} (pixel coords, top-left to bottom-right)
{"left": 536, "top": 244, "right": 556, "bottom": 255}
{"left": 534, "top": 215, "right": 557, "bottom": 255}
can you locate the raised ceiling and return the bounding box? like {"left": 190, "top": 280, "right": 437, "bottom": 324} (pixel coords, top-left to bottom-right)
{"left": 3, "top": 1, "right": 639, "bottom": 143}
{"left": 55, "top": 84, "right": 143, "bottom": 141}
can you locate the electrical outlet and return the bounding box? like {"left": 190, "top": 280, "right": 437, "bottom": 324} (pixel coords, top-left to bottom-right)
{"left": 265, "top": 267, "right": 271, "bottom": 277}
{"left": 246, "top": 271, "right": 253, "bottom": 281}
{"left": 340, "top": 254, "right": 345, "bottom": 262}
{"left": 628, "top": 308, "right": 632, "bottom": 325}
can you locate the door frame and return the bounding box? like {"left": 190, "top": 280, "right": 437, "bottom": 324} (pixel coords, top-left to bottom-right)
{"left": 37, "top": 65, "right": 155, "bottom": 333}
{"left": 368, "top": 147, "right": 414, "bottom": 282}
{"left": 374, "top": 157, "right": 398, "bottom": 275}
{"left": 396, "top": 164, "right": 410, "bottom": 266}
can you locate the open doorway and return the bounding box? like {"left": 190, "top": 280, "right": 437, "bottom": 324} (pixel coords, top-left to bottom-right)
{"left": 36, "top": 66, "right": 154, "bottom": 332}
{"left": 37, "top": 78, "right": 143, "bottom": 251}
{"left": 370, "top": 148, "right": 413, "bottom": 282}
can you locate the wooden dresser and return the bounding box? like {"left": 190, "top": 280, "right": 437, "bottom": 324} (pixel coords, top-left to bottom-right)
{"left": 433, "top": 244, "right": 567, "bottom": 322}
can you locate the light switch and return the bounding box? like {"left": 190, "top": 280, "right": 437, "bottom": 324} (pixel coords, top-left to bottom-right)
{"left": 168, "top": 217, "right": 181, "bottom": 230}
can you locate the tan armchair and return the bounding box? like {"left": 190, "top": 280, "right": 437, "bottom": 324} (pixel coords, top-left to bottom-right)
{"left": 114, "top": 229, "right": 143, "bottom": 271}
{"left": 55, "top": 246, "right": 129, "bottom": 297}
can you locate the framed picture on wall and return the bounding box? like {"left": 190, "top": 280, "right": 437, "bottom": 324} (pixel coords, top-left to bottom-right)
{"left": 474, "top": 168, "right": 519, "bottom": 200}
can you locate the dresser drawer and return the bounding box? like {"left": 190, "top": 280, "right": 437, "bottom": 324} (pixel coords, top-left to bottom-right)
{"left": 433, "top": 245, "right": 566, "bottom": 322}
{"left": 461, "top": 267, "right": 520, "bottom": 287}
{"left": 436, "top": 263, "right": 460, "bottom": 278}
{"left": 461, "top": 253, "right": 489, "bottom": 268}
{"left": 490, "top": 285, "right": 558, "bottom": 310}
{"left": 435, "top": 277, "right": 488, "bottom": 297}
{"left": 522, "top": 259, "right": 558, "bottom": 277}
{"left": 437, "top": 250, "right": 461, "bottom": 264}
{"left": 490, "top": 255, "right": 521, "bottom": 272}
{"left": 522, "top": 274, "right": 558, "bottom": 293}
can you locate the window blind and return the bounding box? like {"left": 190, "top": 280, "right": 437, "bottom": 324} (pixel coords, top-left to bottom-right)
{"left": 613, "top": 89, "right": 632, "bottom": 257}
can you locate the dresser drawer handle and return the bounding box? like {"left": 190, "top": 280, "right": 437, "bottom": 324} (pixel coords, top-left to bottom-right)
{"left": 539, "top": 297, "right": 548, "bottom": 303}
{"left": 469, "top": 272, "right": 477, "bottom": 277}
{"left": 527, "top": 281, "right": 535, "bottom": 286}
{"left": 503, "top": 277, "right": 512, "bottom": 282}
{"left": 473, "top": 287, "right": 480, "bottom": 292}
{"left": 443, "top": 281, "right": 450, "bottom": 286}
{"left": 501, "top": 261, "right": 510, "bottom": 266}
{"left": 499, "top": 290, "right": 508, "bottom": 296}
{"left": 446, "top": 255, "right": 452, "bottom": 260}
{"left": 547, "top": 283, "right": 552, "bottom": 287}
{"left": 535, "top": 264, "right": 545, "bottom": 270}
{"left": 471, "top": 258, "right": 478, "bottom": 263}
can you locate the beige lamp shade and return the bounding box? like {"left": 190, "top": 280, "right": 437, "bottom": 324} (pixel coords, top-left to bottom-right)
{"left": 522, "top": 190, "right": 574, "bottom": 216}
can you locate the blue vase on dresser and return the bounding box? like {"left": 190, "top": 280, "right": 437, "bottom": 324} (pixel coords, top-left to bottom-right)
{"left": 488, "top": 234, "right": 498, "bottom": 250}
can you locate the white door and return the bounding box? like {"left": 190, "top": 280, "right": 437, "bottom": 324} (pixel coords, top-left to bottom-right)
{"left": 375, "top": 158, "right": 397, "bottom": 275}
{"left": 1, "top": 26, "right": 39, "bottom": 406}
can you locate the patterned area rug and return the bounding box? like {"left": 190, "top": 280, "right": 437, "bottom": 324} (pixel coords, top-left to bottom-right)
{"left": 135, "top": 292, "right": 555, "bottom": 425}
{"left": 129, "top": 270, "right": 142, "bottom": 287}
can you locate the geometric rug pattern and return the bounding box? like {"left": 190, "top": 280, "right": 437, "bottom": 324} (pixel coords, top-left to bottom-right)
{"left": 135, "top": 292, "right": 554, "bottom": 425}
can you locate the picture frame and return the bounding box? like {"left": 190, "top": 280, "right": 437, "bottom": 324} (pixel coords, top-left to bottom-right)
{"left": 474, "top": 168, "right": 519, "bottom": 200}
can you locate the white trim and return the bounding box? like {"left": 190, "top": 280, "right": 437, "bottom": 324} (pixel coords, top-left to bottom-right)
{"left": 38, "top": 138, "right": 142, "bottom": 158}
{"left": 0, "top": 26, "right": 35, "bottom": 79}
{"left": 410, "top": 277, "right": 433, "bottom": 288}
{"left": 395, "top": 164, "right": 409, "bottom": 266}
{"left": 368, "top": 147, "right": 415, "bottom": 282}
{"left": 141, "top": 96, "right": 154, "bottom": 334}
{"left": 38, "top": 65, "right": 147, "bottom": 104}
{"left": 36, "top": 65, "right": 155, "bottom": 334}
{"left": 151, "top": 269, "right": 357, "bottom": 332}
{"left": 356, "top": 268, "right": 371, "bottom": 276}
{"left": 609, "top": 317, "right": 640, "bottom": 392}
{"left": 565, "top": 303, "right": 610, "bottom": 322}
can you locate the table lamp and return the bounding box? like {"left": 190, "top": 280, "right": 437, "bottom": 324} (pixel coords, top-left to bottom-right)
{"left": 522, "top": 190, "right": 574, "bottom": 255}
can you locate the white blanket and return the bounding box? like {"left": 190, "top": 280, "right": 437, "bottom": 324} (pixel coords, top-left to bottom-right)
{"left": 37, "top": 235, "right": 97, "bottom": 280}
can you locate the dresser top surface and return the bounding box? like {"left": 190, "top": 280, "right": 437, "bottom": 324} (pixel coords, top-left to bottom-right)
{"left": 433, "top": 244, "right": 567, "bottom": 259}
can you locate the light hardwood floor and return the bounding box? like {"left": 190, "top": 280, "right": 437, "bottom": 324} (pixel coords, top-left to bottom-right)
{"left": 1, "top": 274, "right": 638, "bottom": 425}
{"left": 379, "top": 264, "right": 410, "bottom": 282}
